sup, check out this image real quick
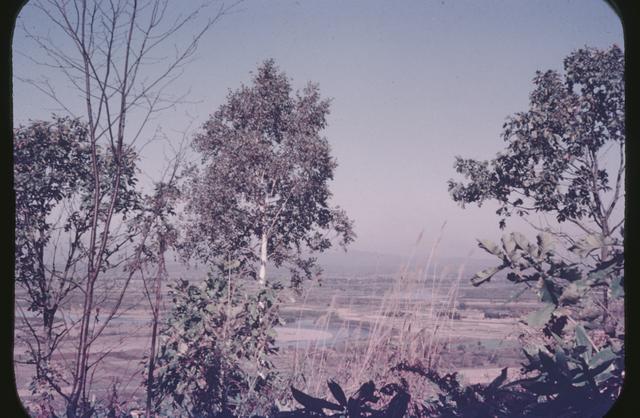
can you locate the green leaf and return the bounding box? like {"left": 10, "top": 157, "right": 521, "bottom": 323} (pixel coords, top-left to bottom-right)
{"left": 588, "top": 264, "right": 617, "bottom": 284}
{"left": 537, "top": 232, "right": 554, "bottom": 256}
{"left": 521, "top": 379, "right": 558, "bottom": 395}
{"left": 539, "top": 278, "right": 559, "bottom": 305}
{"left": 477, "top": 239, "right": 503, "bottom": 257}
{"left": 589, "top": 347, "right": 617, "bottom": 368}
{"left": 594, "top": 371, "right": 615, "bottom": 385}
{"left": 555, "top": 347, "right": 569, "bottom": 373}
{"left": 291, "top": 386, "right": 342, "bottom": 413}
{"left": 501, "top": 234, "right": 516, "bottom": 256}
{"left": 572, "top": 371, "right": 588, "bottom": 384}
{"left": 569, "top": 234, "right": 608, "bottom": 257}
{"left": 538, "top": 350, "right": 564, "bottom": 380}
{"left": 588, "top": 359, "right": 616, "bottom": 381}
{"left": 526, "top": 303, "right": 555, "bottom": 327}
{"left": 575, "top": 325, "right": 593, "bottom": 361}
{"left": 523, "top": 346, "right": 539, "bottom": 362}
{"left": 558, "top": 283, "right": 582, "bottom": 306}
{"left": 550, "top": 331, "right": 565, "bottom": 347}
{"left": 515, "top": 257, "right": 531, "bottom": 269}
{"left": 508, "top": 251, "right": 524, "bottom": 267}
{"left": 610, "top": 275, "right": 624, "bottom": 298}
{"left": 327, "top": 380, "right": 348, "bottom": 406}
{"left": 512, "top": 232, "right": 530, "bottom": 251}
{"left": 471, "top": 265, "right": 503, "bottom": 286}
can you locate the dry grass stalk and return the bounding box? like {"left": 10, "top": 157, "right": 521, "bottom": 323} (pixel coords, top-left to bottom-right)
{"left": 287, "top": 226, "right": 469, "bottom": 405}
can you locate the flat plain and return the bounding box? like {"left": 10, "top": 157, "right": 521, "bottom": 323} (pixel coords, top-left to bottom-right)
{"left": 15, "top": 252, "right": 543, "bottom": 407}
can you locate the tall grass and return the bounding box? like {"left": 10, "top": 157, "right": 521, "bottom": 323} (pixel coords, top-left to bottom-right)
{"left": 285, "top": 226, "right": 468, "bottom": 406}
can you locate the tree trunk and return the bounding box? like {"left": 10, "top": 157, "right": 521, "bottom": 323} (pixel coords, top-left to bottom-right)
{"left": 145, "top": 236, "right": 166, "bottom": 418}
{"left": 600, "top": 239, "right": 613, "bottom": 335}
{"left": 258, "top": 230, "right": 268, "bottom": 286}
{"left": 258, "top": 191, "right": 269, "bottom": 286}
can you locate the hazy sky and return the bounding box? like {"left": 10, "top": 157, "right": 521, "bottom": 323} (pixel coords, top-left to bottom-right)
{"left": 13, "top": 0, "right": 623, "bottom": 258}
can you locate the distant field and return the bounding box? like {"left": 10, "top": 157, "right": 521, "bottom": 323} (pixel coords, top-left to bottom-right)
{"left": 14, "top": 257, "right": 541, "bottom": 407}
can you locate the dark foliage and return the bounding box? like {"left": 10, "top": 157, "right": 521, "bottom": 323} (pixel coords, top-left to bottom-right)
{"left": 182, "top": 59, "right": 355, "bottom": 289}
{"left": 151, "top": 275, "right": 283, "bottom": 417}
{"left": 276, "top": 380, "right": 409, "bottom": 418}
{"left": 395, "top": 363, "right": 535, "bottom": 418}
{"left": 448, "top": 45, "right": 624, "bottom": 231}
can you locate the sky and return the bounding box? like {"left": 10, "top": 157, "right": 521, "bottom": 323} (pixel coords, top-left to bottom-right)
{"left": 12, "top": 0, "right": 623, "bottom": 259}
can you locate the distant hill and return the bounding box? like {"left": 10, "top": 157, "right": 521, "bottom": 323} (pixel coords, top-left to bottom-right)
{"left": 312, "top": 248, "right": 497, "bottom": 278}
{"left": 160, "top": 249, "right": 496, "bottom": 280}
{"left": 315, "top": 248, "right": 406, "bottom": 276}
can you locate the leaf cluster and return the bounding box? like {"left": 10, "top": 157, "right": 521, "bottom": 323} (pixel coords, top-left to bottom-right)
{"left": 513, "top": 323, "right": 622, "bottom": 418}
{"left": 448, "top": 45, "right": 624, "bottom": 229}
{"left": 278, "top": 379, "right": 409, "bottom": 418}
{"left": 467, "top": 231, "right": 624, "bottom": 416}
{"left": 394, "top": 363, "right": 535, "bottom": 418}
{"left": 151, "top": 275, "right": 284, "bottom": 417}
{"left": 14, "top": 116, "right": 141, "bottom": 311}
{"left": 471, "top": 231, "right": 623, "bottom": 329}
{"left": 182, "top": 60, "right": 355, "bottom": 288}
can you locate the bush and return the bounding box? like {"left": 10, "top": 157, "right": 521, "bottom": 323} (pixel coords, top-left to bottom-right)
{"left": 467, "top": 232, "right": 624, "bottom": 417}
{"left": 278, "top": 379, "right": 409, "bottom": 418}
{"left": 392, "top": 362, "right": 544, "bottom": 417}
{"left": 151, "top": 275, "right": 283, "bottom": 417}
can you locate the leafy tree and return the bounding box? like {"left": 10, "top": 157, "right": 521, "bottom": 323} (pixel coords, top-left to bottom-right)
{"left": 16, "top": 0, "right": 234, "bottom": 413}
{"left": 152, "top": 275, "right": 283, "bottom": 417}
{"left": 14, "top": 116, "right": 91, "bottom": 328}
{"left": 447, "top": 46, "right": 625, "bottom": 416}
{"left": 13, "top": 116, "right": 139, "bottom": 412}
{"left": 183, "top": 59, "right": 355, "bottom": 288}
{"left": 448, "top": 45, "right": 624, "bottom": 327}
{"left": 448, "top": 45, "right": 624, "bottom": 251}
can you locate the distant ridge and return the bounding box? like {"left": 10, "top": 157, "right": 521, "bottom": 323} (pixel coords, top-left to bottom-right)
{"left": 315, "top": 249, "right": 496, "bottom": 277}
{"left": 315, "top": 248, "right": 405, "bottom": 276}
{"left": 160, "top": 249, "right": 496, "bottom": 279}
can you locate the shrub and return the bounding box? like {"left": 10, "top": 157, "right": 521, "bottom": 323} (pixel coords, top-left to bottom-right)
{"left": 466, "top": 231, "right": 624, "bottom": 416}
{"left": 278, "top": 379, "right": 409, "bottom": 418}
{"left": 395, "top": 362, "right": 536, "bottom": 417}
{"left": 151, "top": 275, "right": 283, "bottom": 417}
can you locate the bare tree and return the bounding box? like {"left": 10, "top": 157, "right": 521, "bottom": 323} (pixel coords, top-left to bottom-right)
{"left": 137, "top": 138, "right": 186, "bottom": 418}
{"left": 14, "top": 0, "right": 236, "bottom": 415}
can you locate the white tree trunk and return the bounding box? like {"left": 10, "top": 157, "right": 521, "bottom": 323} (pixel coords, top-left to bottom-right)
{"left": 258, "top": 230, "right": 268, "bottom": 286}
